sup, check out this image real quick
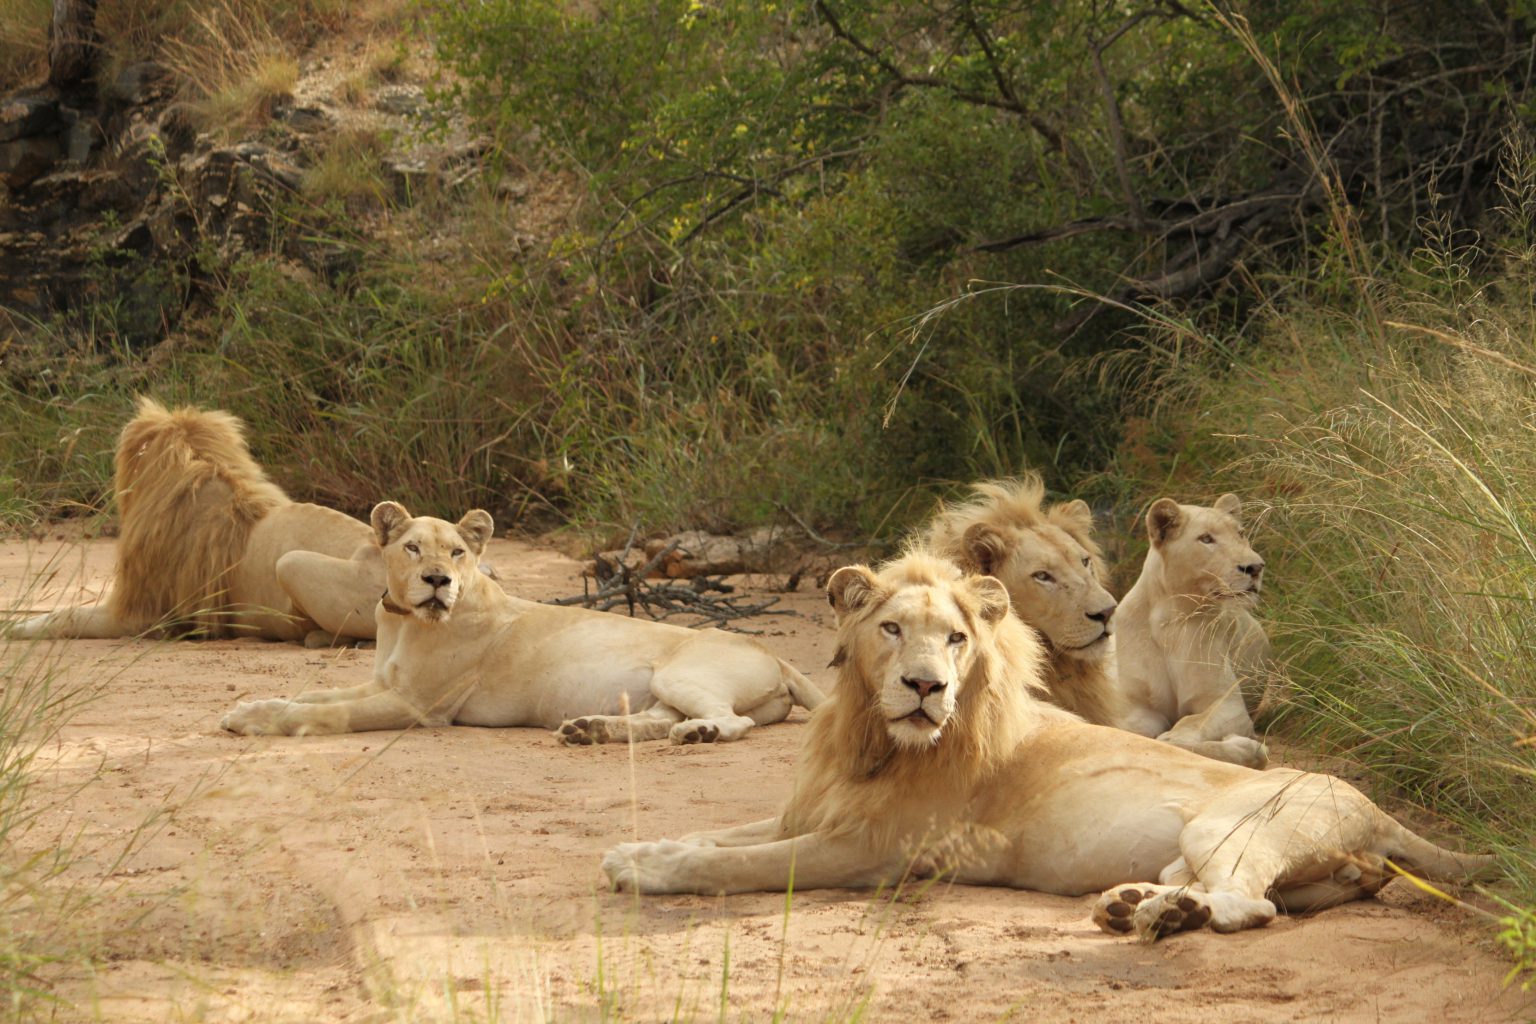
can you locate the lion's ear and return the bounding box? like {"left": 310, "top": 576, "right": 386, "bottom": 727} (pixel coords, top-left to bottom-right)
{"left": 1056, "top": 498, "right": 1092, "bottom": 525}
{"left": 1147, "top": 498, "right": 1183, "bottom": 546}
{"left": 456, "top": 509, "right": 494, "bottom": 556}
{"left": 371, "top": 501, "right": 411, "bottom": 547}
{"left": 1213, "top": 492, "right": 1243, "bottom": 521}
{"left": 961, "top": 523, "right": 1010, "bottom": 576}
{"left": 827, "top": 565, "right": 881, "bottom": 618}
{"left": 1049, "top": 498, "right": 1096, "bottom": 544}
{"left": 967, "top": 575, "right": 1011, "bottom": 625}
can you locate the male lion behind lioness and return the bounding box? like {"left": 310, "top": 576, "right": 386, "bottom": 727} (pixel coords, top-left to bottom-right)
{"left": 221, "top": 502, "right": 823, "bottom": 743}
{"left": 920, "top": 476, "right": 1125, "bottom": 727}
{"left": 602, "top": 553, "right": 1492, "bottom": 940}
{"left": 8, "top": 398, "right": 389, "bottom": 644}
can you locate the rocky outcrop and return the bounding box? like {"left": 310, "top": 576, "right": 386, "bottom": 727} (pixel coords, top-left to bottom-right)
{"left": 0, "top": 65, "right": 312, "bottom": 342}
{"left": 0, "top": 61, "right": 493, "bottom": 345}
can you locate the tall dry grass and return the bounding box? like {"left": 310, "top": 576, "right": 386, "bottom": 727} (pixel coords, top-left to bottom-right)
{"left": 1117, "top": 127, "right": 1536, "bottom": 979}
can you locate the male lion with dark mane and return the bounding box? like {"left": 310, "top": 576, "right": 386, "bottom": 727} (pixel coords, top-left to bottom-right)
{"left": 920, "top": 476, "right": 1124, "bottom": 727}
{"left": 602, "top": 553, "right": 1492, "bottom": 940}
{"left": 8, "top": 398, "right": 391, "bottom": 644}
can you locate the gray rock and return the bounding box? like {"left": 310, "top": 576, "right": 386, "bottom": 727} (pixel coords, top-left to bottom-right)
{"left": 106, "top": 63, "right": 172, "bottom": 107}
{"left": 276, "top": 104, "right": 334, "bottom": 133}
{"left": 374, "top": 87, "right": 425, "bottom": 116}
{"left": 0, "top": 96, "right": 61, "bottom": 144}
{"left": 0, "top": 135, "right": 62, "bottom": 188}
{"left": 64, "top": 117, "right": 100, "bottom": 163}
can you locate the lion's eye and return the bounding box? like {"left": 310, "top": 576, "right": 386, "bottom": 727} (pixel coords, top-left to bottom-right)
{"left": 404, "top": 542, "right": 420, "bottom": 555}
{"left": 451, "top": 548, "right": 465, "bottom": 558}
{"left": 948, "top": 631, "right": 967, "bottom": 645}
{"left": 880, "top": 621, "right": 901, "bottom": 638}
{"left": 1197, "top": 533, "right": 1215, "bottom": 545}
{"left": 1032, "top": 571, "right": 1054, "bottom": 584}
{"left": 1081, "top": 556, "right": 1091, "bottom": 567}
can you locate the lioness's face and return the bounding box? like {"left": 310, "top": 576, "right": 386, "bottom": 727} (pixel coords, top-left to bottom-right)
{"left": 1147, "top": 494, "right": 1264, "bottom": 603}
{"left": 828, "top": 562, "right": 1009, "bottom": 749}
{"left": 371, "top": 501, "right": 494, "bottom": 623}
{"left": 967, "top": 522, "right": 1117, "bottom": 659}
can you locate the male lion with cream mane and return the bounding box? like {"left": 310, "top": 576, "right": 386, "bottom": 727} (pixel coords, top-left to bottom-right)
{"left": 221, "top": 502, "right": 823, "bottom": 743}
{"left": 602, "top": 553, "right": 1492, "bottom": 940}
{"left": 8, "top": 398, "right": 391, "bottom": 644}
{"left": 921, "top": 476, "right": 1124, "bottom": 727}
{"left": 1115, "top": 494, "right": 1274, "bottom": 768}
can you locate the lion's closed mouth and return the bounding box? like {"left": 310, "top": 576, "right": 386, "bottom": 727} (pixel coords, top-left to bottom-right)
{"left": 418, "top": 597, "right": 450, "bottom": 612}
{"left": 1069, "top": 631, "right": 1111, "bottom": 650}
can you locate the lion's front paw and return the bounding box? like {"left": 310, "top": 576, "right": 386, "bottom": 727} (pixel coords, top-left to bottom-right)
{"left": 557, "top": 716, "right": 609, "bottom": 746}
{"left": 601, "top": 839, "right": 697, "bottom": 894}
{"left": 221, "top": 698, "right": 291, "bottom": 736}
{"left": 669, "top": 721, "right": 720, "bottom": 745}
{"left": 1221, "top": 735, "right": 1269, "bottom": 769}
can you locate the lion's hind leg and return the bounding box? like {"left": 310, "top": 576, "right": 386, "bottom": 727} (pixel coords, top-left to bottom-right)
{"left": 648, "top": 635, "right": 793, "bottom": 745}
{"left": 1092, "top": 884, "right": 1221, "bottom": 939}
{"left": 7, "top": 603, "right": 130, "bottom": 640}
{"left": 1136, "top": 769, "right": 1386, "bottom": 938}
{"left": 557, "top": 704, "right": 682, "bottom": 746}
{"left": 275, "top": 550, "right": 382, "bottom": 642}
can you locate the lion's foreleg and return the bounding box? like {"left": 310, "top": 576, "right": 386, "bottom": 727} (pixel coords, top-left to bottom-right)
{"left": 221, "top": 689, "right": 421, "bottom": 736}
{"left": 284, "top": 681, "right": 387, "bottom": 705}
{"left": 678, "top": 817, "right": 786, "bottom": 848}
{"left": 1160, "top": 686, "right": 1266, "bottom": 767}
{"left": 603, "top": 832, "right": 901, "bottom": 895}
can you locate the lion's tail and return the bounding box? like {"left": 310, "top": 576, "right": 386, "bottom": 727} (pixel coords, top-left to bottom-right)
{"left": 779, "top": 660, "right": 826, "bottom": 711}
{"left": 110, "top": 397, "right": 291, "bottom": 635}
{"left": 1384, "top": 818, "right": 1499, "bottom": 882}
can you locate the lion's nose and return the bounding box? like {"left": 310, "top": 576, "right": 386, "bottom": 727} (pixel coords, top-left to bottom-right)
{"left": 902, "top": 676, "right": 945, "bottom": 699}
{"left": 422, "top": 572, "right": 451, "bottom": 589}
{"left": 1239, "top": 560, "right": 1264, "bottom": 579}
{"left": 1087, "top": 600, "right": 1117, "bottom": 624}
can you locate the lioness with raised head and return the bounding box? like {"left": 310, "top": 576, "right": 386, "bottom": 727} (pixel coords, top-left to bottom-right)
{"left": 602, "top": 553, "right": 1491, "bottom": 940}
{"left": 221, "top": 502, "right": 823, "bottom": 743}
{"left": 921, "top": 476, "right": 1125, "bottom": 727}
{"left": 1115, "top": 494, "right": 1273, "bottom": 768}
{"left": 9, "top": 398, "right": 392, "bottom": 645}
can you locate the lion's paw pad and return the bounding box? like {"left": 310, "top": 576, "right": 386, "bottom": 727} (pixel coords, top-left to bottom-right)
{"left": 672, "top": 723, "right": 720, "bottom": 745}
{"left": 1134, "top": 891, "right": 1212, "bottom": 939}
{"left": 1092, "top": 887, "right": 1149, "bottom": 935}
{"left": 557, "top": 718, "right": 603, "bottom": 745}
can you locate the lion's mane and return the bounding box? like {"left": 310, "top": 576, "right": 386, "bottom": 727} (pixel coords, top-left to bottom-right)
{"left": 110, "top": 397, "right": 291, "bottom": 635}
{"left": 919, "top": 475, "right": 1124, "bottom": 726}
{"left": 779, "top": 553, "right": 1055, "bottom": 851}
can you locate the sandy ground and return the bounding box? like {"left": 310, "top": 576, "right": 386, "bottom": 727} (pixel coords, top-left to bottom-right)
{"left": 1, "top": 536, "right": 1531, "bottom": 1024}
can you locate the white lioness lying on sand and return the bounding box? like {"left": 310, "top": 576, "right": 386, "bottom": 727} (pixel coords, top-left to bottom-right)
{"left": 9, "top": 398, "right": 392, "bottom": 645}
{"left": 221, "top": 502, "right": 823, "bottom": 743}
{"left": 921, "top": 476, "right": 1125, "bottom": 727}
{"left": 1116, "top": 494, "right": 1273, "bottom": 768}
{"left": 602, "top": 553, "right": 1492, "bottom": 939}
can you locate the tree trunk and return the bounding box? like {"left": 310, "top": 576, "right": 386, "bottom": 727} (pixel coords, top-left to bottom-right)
{"left": 47, "top": 0, "right": 101, "bottom": 89}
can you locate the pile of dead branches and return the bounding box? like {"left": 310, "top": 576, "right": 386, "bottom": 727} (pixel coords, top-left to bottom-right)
{"left": 546, "top": 533, "right": 793, "bottom": 633}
